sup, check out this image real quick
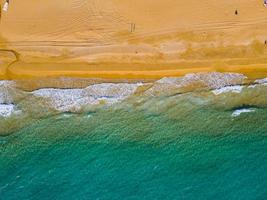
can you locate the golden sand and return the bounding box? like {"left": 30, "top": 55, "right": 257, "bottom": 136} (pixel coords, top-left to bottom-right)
{"left": 0, "top": 0, "right": 267, "bottom": 80}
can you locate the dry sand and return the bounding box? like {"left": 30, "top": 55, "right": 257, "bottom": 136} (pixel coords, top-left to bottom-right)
{"left": 0, "top": 0, "right": 267, "bottom": 80}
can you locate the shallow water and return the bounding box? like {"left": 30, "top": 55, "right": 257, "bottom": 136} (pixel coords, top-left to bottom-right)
{"left": 0, "top": 73, "right": 267, "bottom": 199}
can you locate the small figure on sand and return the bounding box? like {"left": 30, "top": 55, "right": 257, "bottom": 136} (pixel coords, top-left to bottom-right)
{"left": 3, "top": 0, "right": 9, "bottom": 12}
{"left": 235, "top": 10, "right": 238, "bottom": 15}
{"left": 264, "top": 0, "right": 267, "bottom": 7}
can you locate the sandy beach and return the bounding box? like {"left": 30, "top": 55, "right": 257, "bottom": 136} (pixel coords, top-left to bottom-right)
{"left": 1, "top": 0, "right": 267, "bottom": 80}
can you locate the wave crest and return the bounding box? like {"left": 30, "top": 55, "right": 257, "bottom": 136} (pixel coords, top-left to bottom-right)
{"left": 32, "top": 83, "right": 142, "bottom": 112}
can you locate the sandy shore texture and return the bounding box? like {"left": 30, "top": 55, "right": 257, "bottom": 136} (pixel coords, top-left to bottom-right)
{"left": 1, "top": 0, "right": 267, "bottom": 80}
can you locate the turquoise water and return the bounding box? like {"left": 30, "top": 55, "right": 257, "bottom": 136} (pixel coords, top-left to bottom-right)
{"left": 1, "top": 86, "right": 267, "bottom": 199}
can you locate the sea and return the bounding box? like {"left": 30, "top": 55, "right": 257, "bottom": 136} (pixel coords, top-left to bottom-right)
{"left": 0, "top": 72, "right": 267, "bottom": 200}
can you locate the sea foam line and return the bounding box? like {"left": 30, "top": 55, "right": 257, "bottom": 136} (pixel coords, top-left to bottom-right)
{"left": 231, "top": 108, "right": 255, "bottom": 117}
{"left": 0, "top": 72, "right": 256, "bottom": 113}
{"left": 32, "top": 83, "right": 142, "bottom": 112}
{"left": 255, "top": 78, "right": 267, "bottom": 84}
{"left": 0, "top": 104, "right": 21, "bottom": 117}
{"left": 212, "top": 85, "right": 244, "bottom": 95}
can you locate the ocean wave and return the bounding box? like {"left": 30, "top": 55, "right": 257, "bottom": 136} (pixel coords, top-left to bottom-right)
{"left": 231, "top": 108, "right": 255, "bottom": 117}
{"left": 247, "top": 78, "right": 267, "bottom": 88}
{"left": 0, "top": 72, "right": 263, "bottom": 115}
{"left": 0, "top": 81, "right": 16, "bottom": 104}
{"left": 0, "top": 104, "right": 21, "bottom": 117}
{"left": 248, "top": 84, "right": 257, "bottom": 88}
{"left": 212, "top": 86, "right": 244, "bottom": 95}
{"left": 144, "top": 72, "right": 247, "bottom": 96}
{"left": 32, "top": 83, "right": 142, "bottom": 112}
{"left": 255, "top": 78, "right": 267, "bottom": 84}
{"left": 255, "top": 78, "right": 267, "bottom": 86}
{"left": 157, "top": 72, "right": 246, "bottom": 88}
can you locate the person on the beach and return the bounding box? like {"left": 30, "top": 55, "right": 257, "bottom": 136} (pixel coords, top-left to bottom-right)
{"left": 3, "top": 0, "right": 9, "bottom": 12}
{"left": 264, "top": 0, "right": 267, "bottom": 7}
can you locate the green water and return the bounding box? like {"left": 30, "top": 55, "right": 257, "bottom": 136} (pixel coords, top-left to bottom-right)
{"left": 1, "top": 91, "right": 267, "bottom": 200}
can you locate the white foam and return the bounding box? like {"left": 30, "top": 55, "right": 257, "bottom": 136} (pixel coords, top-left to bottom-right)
{"left": 62, "top": 113, "right": 73, "bottom": 118}
{"left": 146, "top": 72, "right": 247, "bottom": 96}
{"left": 32, "top": 83, "right": 142, "bottom": 112}
{"left": 255, "top": 78, "right": 267, "bottom": 84}
{"left": 212, "top": 85, "right": 243, "bottom": 95}
{"left": 248, "top": 84, "right": 257, "bottom": 88}
{"left": 181, "top": 72, "right": 246, "bottom": 89}
{"left": 156, "top": 72, "right": 246, "bottom": 89}
{"left": 248, "top": 78, "right": 267, "bottom": 88}
{"left": 0, "top": 81, "right": 16, "bottom": 104}
{"left": 3, "top": 2, "right": 9, "bottom": 12}
{"left": 254, "top": 78, "right": 267, "bottom": 86}
{"left": 0, "top": 104, "right": 21, "bottom": 117}
{"left": 0, "top": 73, "right": 255, "bottom": 114}
{"left": 33, "top": 88, "right": 100, "bottom": 112}
{"left": 231, "top": 108, "right": 255, "bottom": 117}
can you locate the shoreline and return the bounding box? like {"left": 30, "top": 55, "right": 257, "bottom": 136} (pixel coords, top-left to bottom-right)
{"left": 1, "top": 71, "right": 266, "bottom": 135}
{"left": 1, "top": 61, "right": 267, "bottom": 81}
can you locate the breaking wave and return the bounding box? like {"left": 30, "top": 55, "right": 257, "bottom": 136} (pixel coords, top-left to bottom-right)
{"left": 32, "top": 83, "right": 143, "bottom": 112}
{"left": 231, "top": 108, "right": 256, "bottom": 117}
{"left": 0, "top": 72, "right": 265, "bottom": 116}
{"left": 212, "top": 86, "right": 244, "bottom": 95}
